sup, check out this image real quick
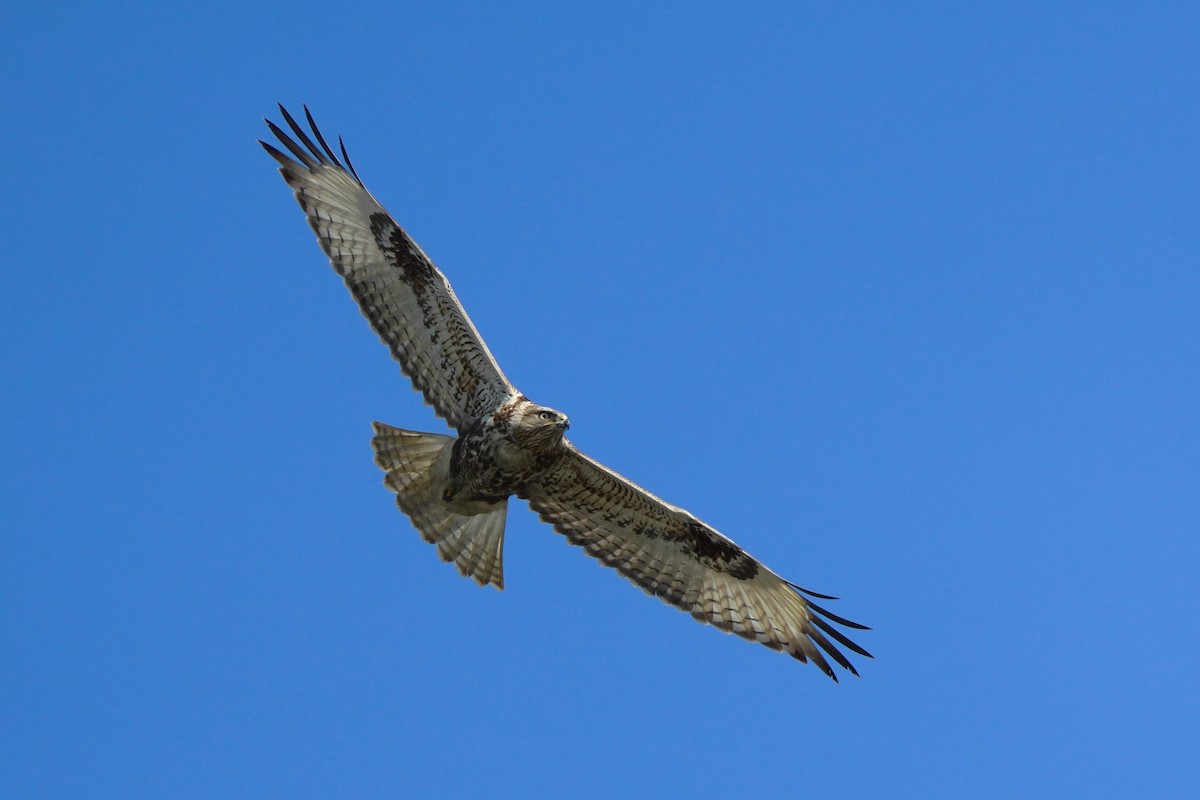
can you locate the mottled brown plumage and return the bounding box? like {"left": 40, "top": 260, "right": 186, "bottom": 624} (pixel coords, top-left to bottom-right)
{"left": 262, "top": 105, "right": 871, "bottom": 679}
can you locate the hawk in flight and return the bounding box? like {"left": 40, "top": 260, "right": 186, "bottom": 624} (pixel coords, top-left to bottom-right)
{"left": 262, "top": 106, "right": 871, "bottom": 679}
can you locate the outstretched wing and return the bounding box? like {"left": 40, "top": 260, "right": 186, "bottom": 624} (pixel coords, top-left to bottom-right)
{"left": 261, "top": 105, "right": 515, "bottom": 430}
{"left": 525, "top": 446, "right": 871, "bottom": 680}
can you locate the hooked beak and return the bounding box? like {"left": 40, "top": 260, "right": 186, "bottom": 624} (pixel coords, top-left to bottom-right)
{"left": 557, "top": 417, "right": 570, "bottom": 430}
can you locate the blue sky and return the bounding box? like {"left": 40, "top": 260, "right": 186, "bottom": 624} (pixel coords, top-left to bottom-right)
{"left": 2, "top": 2, "right": 1197, "bottom": 797}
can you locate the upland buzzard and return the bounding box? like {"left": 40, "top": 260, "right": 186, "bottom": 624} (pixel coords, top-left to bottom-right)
{"left": 262, "top": 106, "right": 871, "bottom": 679}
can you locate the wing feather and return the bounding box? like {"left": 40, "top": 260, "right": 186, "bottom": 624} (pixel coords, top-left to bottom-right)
{"left": 526, "top": 446, "right": 871, "bottom": 680}
{"left": 261, "top": 105, "right": 514, "bottom": 429}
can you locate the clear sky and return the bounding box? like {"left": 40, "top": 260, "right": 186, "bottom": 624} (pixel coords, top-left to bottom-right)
{"left": 2, "top": 2, "right": 1197, "bottom": 797}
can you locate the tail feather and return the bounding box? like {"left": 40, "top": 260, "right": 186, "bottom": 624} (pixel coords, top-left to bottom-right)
{"left": 370, "top": 421, "right": 508, "bottom": 590}
{"left": 439, "top": 510, "right": 506, "bottom": 588}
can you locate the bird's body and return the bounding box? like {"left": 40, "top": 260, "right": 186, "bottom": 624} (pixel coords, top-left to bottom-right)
{"left": 443, "top": 395, "right": 569, "bottom": 506}
{"left": 262, "top": 105, "right": 871, "bottom": 679}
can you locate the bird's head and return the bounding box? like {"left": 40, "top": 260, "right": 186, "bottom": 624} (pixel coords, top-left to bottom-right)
{"left": 534, "top": 405, "right": 570, "bottom": 430}
{"left": 513, "top": 402, "right": 570, "bottom": 450}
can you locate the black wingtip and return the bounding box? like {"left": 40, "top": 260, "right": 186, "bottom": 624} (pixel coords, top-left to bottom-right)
{"left": 279, "top": 104, "right": 325, "bottom": 164}
{"left": 339, "top": 135, "right": 363, "bottom": 183}
{"left": 264, "top": 104, "right": 364, "bottom": 187}
{"left": 806, "top": 598, "right": 872, "bottom": 632}
{"left": 788, "top": 581, "right": 841, "bottom": 601}
{"left": 303, "top": 104, "right": 342, "bottom": 167}
{"left": 262, "top": 117, "right": 316, "bottom": 167}
{"left": 811, "top": 614, "right": 874, "bottom": 660}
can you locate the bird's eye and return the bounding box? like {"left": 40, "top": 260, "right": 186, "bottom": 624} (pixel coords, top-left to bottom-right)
{"left": 538, "top": 410, "right": 555, "bottom": 421}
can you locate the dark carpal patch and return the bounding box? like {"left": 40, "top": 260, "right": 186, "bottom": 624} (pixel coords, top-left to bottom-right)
{"left": 680, "top": 520, "right": 759, "bottom": 580}
{"left": 370, "top": 213, "right": 436, "bottom": 285}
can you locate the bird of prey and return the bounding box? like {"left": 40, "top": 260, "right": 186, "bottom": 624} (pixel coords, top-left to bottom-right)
{"left": 261, "top": 105, "right": 871, "bottom": 679}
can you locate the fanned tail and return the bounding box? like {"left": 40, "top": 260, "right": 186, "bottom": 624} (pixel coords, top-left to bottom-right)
{"left": 370, "top": 422, "right": 508, "bottom": 589}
